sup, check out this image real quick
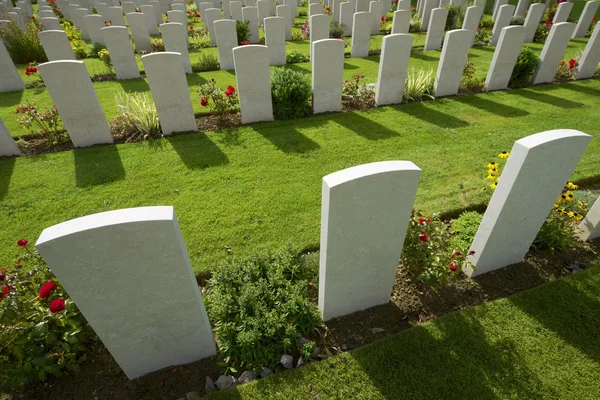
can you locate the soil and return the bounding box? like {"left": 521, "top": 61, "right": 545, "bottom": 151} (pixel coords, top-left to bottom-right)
{"left": 4, "top": 239, "right": 598, "bottom": 400}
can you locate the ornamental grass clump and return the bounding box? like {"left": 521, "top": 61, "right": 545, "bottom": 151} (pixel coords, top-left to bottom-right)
{"left": 0, "top": 19, "right": 47, "bottom": 64}
{"left": 205, "top": 246, "right": 322, "bottom": 373}
{"left": 403, "top": 68, "right": 435, "bottom": 102}
{"left": 112, "top": 91, "right": 161, "bottom": 140}
{"left": 198, "top": 79, "right": 239, "bottom": 127}
{"left": 0, "top": 240, "right": 92, "bottom": 389}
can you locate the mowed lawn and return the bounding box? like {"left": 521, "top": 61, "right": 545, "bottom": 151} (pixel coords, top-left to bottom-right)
{"left": 1, "top": 79, "right": 600, "bottom": 273}
{"left": 207, "top": 265, "right": 600, "bottom": 399}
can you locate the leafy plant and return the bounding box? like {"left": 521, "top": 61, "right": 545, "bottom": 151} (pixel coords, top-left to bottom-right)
{"left": 510, "top": 16, "right": 525, "bottom": 25}
{"left": 14, "top": 100, "right": 64, "bottom": 140}
{"left": 542, "top": 3, "right": 558, "bottom": 23}
{"left": 330, "top": 22, "right": 344, "bottom": 38}
{"left": 404, "top": 68, "right": 435, "bottom": 102}
{"left": 444, "top": 4, "right": 461, "bottom": 30}
{"left": 554, "top": 58, "right": 577, "bottom": 81}
{"left": 459, "top": 59, "right": 484, "bottom": 94}
{"left": 474, "top": 27, "right": 490, "bottom": 44}
{"left": 449, "top": 211, "right": 483, "bottom": 252}
{"left": 409, "top": 14, "right": 422, "bottom": 32}
{"left": 508, "top": 47, "right": 538, "bottom": 89}
{"left": 112, "top": 91, "right": 161, "bottom": 140}
{"left": 189, "top": 30, "right": 212, "bottom": 49}
{"left": 192, "top": 54, "right": 220, "bottom": 72}
{"left": 0, "top": 19, "right": 47, "bottom": 64}
{"left": 286, "top": 49, "right": 309, "bottom": 64}
{"left": 87, "top": 42, "right": 106, "bottom": 58}
{"left": 342, "top": 74, "right": 375, "bottom": 110}
{"left": 270, "top": 68, "right": 313, "bottom": 120}
{"left": 97, "top": 48, "right": 112, "bottom": 72}
{"left": 534, "top": 20, "right": 552, "bottom": 42}
{"left": 0, "top": 241, "right": 93, "bottom": 389}
{"left": 479, "top": 16, "right": 494, "bottom": 29}
{"left": 298, "top": 10, "right": 307, "bottom": 17}
{"left": 236, "top": 20, "right": 250, "bottom": 44}
{"left": 198, "top": 79, "right": 239, "bottom": 127}
{"left": 205, "top": 246, "right": 322, "bottom": 372}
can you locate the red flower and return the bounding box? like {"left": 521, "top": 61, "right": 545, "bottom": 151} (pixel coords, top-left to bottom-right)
{"left": 1, "top": 285, "right": 10, "bottom": 299}
{"left": 17, "top": 239, "right": 28, "bottom": 247}
{"left": 545, "top": 20, "right": 552, "bottom": 26}
{"left": 593, "top": 18, "right": 597, "bottom": 22}
{"left": 200, "top": 97, "right": 208, "bottom": 107}
{"left": 241, "top": 41, "right": 250, "bottom": 45}
{"left": 449, "top": 263, "right": 457, "bottom": 271}
{"left": 568, "top": 59, "right": 576, "bottom": 69}
{"left": 49, "top": 298, "right": 65, "bottom": 313}
{"left": 418, "top": 232, "right": 429, "bottom": 242}
{"left": 418, "top": 217, "right": 426, "bottom": 225}
{"left": 39, "top": 281, "right": 57, "bottom": 299}
{"left": 381, "top": 16, "right": 385, "bottom": 22}
{"left": 468, "top": 250, "right": 476, "bottom": 255}
{"left": 194, "top": 12, "right": 200, "bottom": 17}
{"left": 454, "top": 251, "right": 461, "bottom": 256}
{"left": 225, "top": 85, "right": 236, "bottom": 97}
{"left": 0, "top": 274, "right": 5, "bottom": 281}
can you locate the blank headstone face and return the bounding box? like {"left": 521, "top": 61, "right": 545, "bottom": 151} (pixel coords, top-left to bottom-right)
{"left": 95, "top": 3, "right": 109, "bottom": 17}
{"left": 257, "top": 0, "right": 269, "bottom": 25}
{"left": 462, "top": 5, "right": 483, "bottom": 33}
{"left": 523, "top": 3, "right": 545, "bottom": 42}
{"left": 397, "top": 0, "right": 410, "bottom": 9}
{"left": 552, "top": 1, "right": 573, "bottom": 24}
{"left": 420, "top": 0, "right": 437, "bottom": 30}
{"left": 171, "top": 2, "right": 186, "bottom": 11}
{"left": 474, "top": 0, "right": 486, "bottom": 6}
{"left": 434, "top": 29, "right": 472, "bottom": 97}
{"left": 204, "top": 8, "right": 221, "bottom": 46}
{"left": 312, "top": 38, "right": 345, "bottom": 113}
{"left": 242, "top": 6, "right": 259, "bottom": 43}
{"left": 214, "top": 19, "right": 237, "bottom": 70}
{"left": 102, "top": 26, "right": 140, "bottom": 79}
{"left": 232, "top": 45, "right": 273, "bottom": 123}
{"left": 245, "top": 0, "right": 256, "bottom": 6}
{"left": 376, "top": 33, "right": 412, "bottom": 106}
{"left": 513, "top": 0, "right": 528, "bottom": 18}
{"left": 283, "top": 0, "right": 297, "bottom": 18}
{"left": 308, "top": 2, "right": 323, "bottom": 16}
{"left": 332, "top": 0, "right": 341, "bottom": 21}
{"left": 264, "top": 17, "right": 286, "bottom": 65}
{"left": 38, "top": 30, "right": 76, "bottom": 61}
{"left": 319, "top": 161, "right": 421, "bottom": 321}
{"left": 424, "top": 7, "right": 448, "bottom": 50}
{"left": 126, "top": 12, "right": 152, "bottom": 53}
{"left": 168, "top": 9, "right": 187, "bottom": 24}
{"left": 391, "top": 9, "right": 410, "bottom": 34}
{"left": 575, "top": 23, "right": 600, "bottom": 80}
{"left": 38, "top": 60, "right": 112, "bottom": 147}
{"left": 140, "top": 5, "right": 160, "bottom": 35}
{"left": 369, "top": 1, "right": 381, "bottom": 35}
{"left": 531, "top": 22, "right": 575, "bottom": 85}
{"left": 0, "top": 39, "right": 25, "bottom": 93}
{"left": 465, "top": 130, "right": 592, "bottom": 277}
{"left": 71, "top": 8, "right": 91, "bottom": 40}
{"left": 572, "top": 1, "right": 599, "bottom": 38}
{"left": 35, "top": 206, "right": 216, "bottom": 380}
{"left": 229, "top": 1, "right": 242, "bottom": 21}
{"left": 160, "top": 22, "right": 192, "bottom": 73}
{"left": 491, "top": 4, "right": 515, "bottom": 46}
{"left": 276, "top": 5, "right": 292, "bottom": 40}
{"left": 0, "top": 118, "right": 20, "bottom": 157}
{"left": 268, "top": 0, "right": 276, "bottom": 15}
{"left": 222, "top": 0, "right": 232, "bottom": 18}
{"left": 578, "top": 197, "right": 600, "bottom": 241}
{"left": 149, "top": 1, "right": 162, "bottom": 25}
{"left": 158, "top": 0, "right": 169, "bottom": 13}
{"left": 339, "top": 2, "right": 353, "bottom": 35}
{"left": 106, "top": 6, "right": 126, "bottom": 26}
{"left": 122, "top": 1, "right": 135, "bottom": 13}
{"left": 492, "top": 0, "right": 507, "bottom": 21}
{"left": 485, "top": 26, "right": 525, "bottom": 91}
{"left": 356, "top": 0, "right": 369, "bottom": 12}
{"left": 351, "top": 12, "right": 370, "bottom": 58}
{"left": 39, "top": 9, "right": 54, "bottom": 18}
{"left": 40, "top": 16, "right": 62, "bottom": 30}
{"left": 142, "top": 52, "right": 197, "bottom": 134}
{"left": 310, "top": 13, "right": 329, "bottom": 49}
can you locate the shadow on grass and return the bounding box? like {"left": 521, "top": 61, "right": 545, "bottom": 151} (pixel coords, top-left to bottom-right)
{"left": 74, "top": 145, "right": 126, "bottom": 187}
{"left": 118, "top": 77, "right": 150, "bottom": 93}
{"left": 0, "top": 89, "right": 26, "bottom": 107}
{"left": 333, "top": 111, "right": 399, "bottom": 140}
{"left": 396, "top": 101, "right": 470, "bottom": 128}
{"left": 516, "top": 87, "right": 585, "bottom": 108}
{"left": 411, "top": 51, "right": 439, "bottom": 62}
{"left": 558, "top": 81, "right": 600, "bottom": 97}
{"left": 168, "top": 132, "right": 229, "bottom": 169}
{"left": 453, "top": 95, "right": 530, "bottom": 118}
{"left": 0, "top": 157, "right": 15, "bottom": 200}
{"left": 285, "top": 63, "right": 311, "bottom": 75}
{"left": 252, "top": 120, "right": 321, "bottom": 153}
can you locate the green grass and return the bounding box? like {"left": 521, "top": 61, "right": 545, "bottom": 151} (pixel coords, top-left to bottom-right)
{"left": 207, "top": 265, "right": 600, "bottom": 399}
{"left": 1, "top": 80, "right": 600, "bottom": 273}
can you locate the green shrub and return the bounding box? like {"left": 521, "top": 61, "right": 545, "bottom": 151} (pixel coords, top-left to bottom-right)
{"left": 0, "top": 241, "right": 93, "bottom": 389}
{"left": 510, "top": 16, "right": 525, "bottom": 25}
{"left": 205, "top": 246, "right": 322, "bottom": 372}
{"left": 330, "top": 22, "right": 344, "bottom": 38}
{"left": 479, "top": 16, "right": 494, "bottom": 29}
{"left": 342, "top": 74, "right": 375, "bottom": 110}
{"left": 474, "top": 27, "right": 490, "bottom": 44}
{"left": 531, "top": 215, "right": 577, "bottom": 253}
{"left": 449, "top": 211, "right": 483, "bottom": 252}
{"left": 112, "top": 91, "right": 161, "bottom": 139}
{"left": 14, "top": 100, "right": 65, "bottom": 140}
{"left": 534, "top": 22, "right": 552, "bottom": 43}
{"left": 444, "top": 4, "right": 461, "bottom": 30}
{"left": 190, "top": 32, "right": 212, "bottom": 49}
{"left": 298, "top": 10, "right": 307, "bottom": 17}
{"left": 460, "top": 59, "right": 484, "bottom": 93}
{"left": 286, "top": 49, "right": 309, "bottom": 64}
{"left": 0, "top": 20, "right": 47, "bottom": 64}
{"left": 508, "top": 47, "right": 538, "bottom": 89}
{"left": 87, "top": 42, "right": 106, "bottom": 58}
{"left": 236, "top": 20, "right": 250, "bottom": 44}
{"left": 192, "top": 54, "right": 220, "bottom": 72}
{"left": 151, "top": 38, "right": 165, "bottom": 52}
{"left": 409, "top": 14, "right": 422, "bottom": 32}
{"left": 404, "top": 68, "right": 435, "bottom": 102}
{"left": 270, "top": 68, "right": 313, "bottom": 120}
{"left": 198, "top": 79, "right": 239, "bottom": 127}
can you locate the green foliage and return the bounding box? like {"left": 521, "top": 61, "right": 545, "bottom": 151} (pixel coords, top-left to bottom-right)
{"left": 409, "top": 14, "right": 422, "bottom": 32}
{"left": 286, "top": 49, "right": 309, "bottom": 64}
{"left": 270, "top": 68, "right": 313, "bottom": 121}
{"left": 342, "top": 74, "right": 375, "bottom": 110}
{"left": 510, "top": 16, "right": 525, "bottom": 25}
{"left": 508, "top": 47, "right": 538, "bottom": 89}
{"left": 329, "top": 22, "right": 344, "bottom": 38}
{"left": 404, "top": 68, "right": 434, "bottom": 102}
{"left": 198, "top": 79, "right": 239, "bottom": 127}
{"left": 205, "top": 246, "right": 322, "bottom": 372}
{"left": 87, "top": 42, "right": 106, "bottom": 58}
{"left": 460, "top": 59, "right": 484, "bottom": 93}
{"left": 14, "top": 100, "right": 65, "bottom": 141}
{"left": 97, "top": 48, "right": 112, "bottom": 71}
{"left": 0, "top": 20, "right": 47, "bottom": 64}
{"left": 474, "top": 27, "right": 490, "bottom": 44}
{"left": 531, "top": 215, "right": 577, "bottom": 253}
{"left": 449, "top": 211, "right": 483, "bottom": 252}
{"left": 151, "top": 38, "right": 165, "bottom": 52}
{"left": 444, "top": 4, "right": 461, "bottom": 30}
{"left": 479, "top": 16, "right": 494, "bottom": 29}
{"left": 0, "top": 245, "right": 92, "bottom": 389}
{"left": 190, "top": 32, "right": 212, "bottom": 49}
{"left": 298, "top": 10, "right": 307, "bottom": 17}
{"left": 192, "top": 54, "right": 220, "bottom": 72}
{"left": 113, "top": 91, "right": 161, "bottom": 139}
{"left": 534, "top": 22, "right": 552, "bottom": 43}
{"left": 236, "top": 20, "right": 250, "bottom": 44}
{"left": 401, "top": 211, "right": 474, "bottom": 286}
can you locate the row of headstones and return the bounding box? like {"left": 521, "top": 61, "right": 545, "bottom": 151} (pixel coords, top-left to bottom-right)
{"left": 2, "top": 21, "right": 600, "bottom": 155}
{"left": 29, "top": 129, "right": 600, "bottom": 380}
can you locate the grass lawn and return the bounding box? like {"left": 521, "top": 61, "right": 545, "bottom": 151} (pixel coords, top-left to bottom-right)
{"left": 1, "top": 79, "right": 600, "bottom": 273}
{"left": 206, "top": 264, "right": 600, "bottom": 399}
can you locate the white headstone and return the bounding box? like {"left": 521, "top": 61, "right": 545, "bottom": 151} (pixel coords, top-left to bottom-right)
{"left": 0, "top": 39, "right": 25, "bottom": 92}
{"left": 142, "top": 52, "right": 197, "bottom": 134}
{"left": 312, "top": 38, "right": 345, "bottom": 113}
{"left": 40, "top": 16, "right": 62, "bottom": 30}
{"left": 308, "top": 2, "right": 323, "bottom": 16}
{"left": 105, "top": 6, "right": 126, "bottom": 26}
{"left": 84, "top": 14, "right": 105, "bottom": 45}
{"left": 264, "top": 16, "right": 285, "bottom": 65}
{"left": 140, "top": 5, "right": 160, "bottom": 35}
{"left": 424, "top": 7, "right": 448, "bottom": 50}
{"left": 39, "top": 9, "right": 54, "bottom": 18}
{"left": 553, "top": 1, "right": 573, "bottom": 24}
{"left": 122, "top": 1, "right": 135, "bottom": 13}
{"left": 310, "top": 13, "right": 329, "bottom": 56}
{"left": 149, "top": 1, "right": 162, "bottom": 25}
{"left": 369, "top": 0, "right": 381, "bottom": 35}
{"left": 171, "top": 2, "right": 186, "bottom": 11}
{"left": 276, "top": 4, "right": 292, "bottom": 40}
{"left": 474, "top": 0, "right": 486, "bottom": 6}
{"left": 242, "top": 6, "right": 258, "bottom": 42}
{"left": 72, "top": 8, "right": 91, "bottom": 40}
{"left": 465, "top": 130, "right": 592, "bottom": 277}
{"left": 232, "top": 45, "right": 273, "bottom": 123}
{"left": 0, "top": 118, "right": 20, "bottom": 157}
{"left": 214, "top": 19, "right": 237, "bottom": 70}
{"left": 391, "top": 9, "right": 410, "bottom": 34}
{"left": 332, "top": 0, "right": 341, "bottom": 21}
{"left": 376, "top": 33, "right": 412, "bottom": 106}
{"left": 102, "top": 26, "right": 140, "bottom": 79}
{"left": 161, "top": 22, "right": 192, "bottom": 73}
{"left": 257, "top": 0, "right": 269, "bottom": 24}
{"left": 38, "top": 60, "right": 112, "bottom": 147}
{"left": 229, "top": 0, "right": 242, "bottom": 21}
{"left": 268, "top": 0, "right": 276, "bottom": 15}
{"left": 434, "top": 29, "right": 472, "bottom": 97}
{"left": 339, "top": 1, "right": 353, "bottom": 35}
{"left": 245, "top": 0, "right": 256, "bottom": 6}
{"left": 531, "top": 22, "right": 575, "bottom": 84}
{"left": 35, "top": 206, "right": 217, "bottom": 380}
{"left": 397, "top": 0, "right": 410, "bottom": 9}
{"left": 95, "top": 2, "right": 109, "bottom": 17}
{"left": 578, "top": 197, "right": 600, "bottom": 241}
{"left": 491, "top": 4, "right": 514, "bottom": 45}
{"left": 572, "top": 1, "right": 599, "bottom": 38}
{"left": 167, "top": 9, "right": 187, "bottom": 24}
{"left": 523, "top": 2, "right": 545, "bottom": 42}
{"left": 485, "top": 26, "right": 526, "bottom": 91}
{"left": 462, "top": 5, "right": 483, "bottom": 32}
{"left": 420, "top": 0, "right": 437, "bottom": 30}
{"left": 356, "top": 0, "right": 369, "bottom": 12}
{"left": 575, "top": 22, "right": 600, "bottom": 80}
{"left": 38, "top": 29, "right": 76, "bottom": 61}
{"left": 126, "top": 12, "right": 152, "bottom": 53}
{"left": 158, "top": 0, "right": 169, "bottom": 13}
{"left": 204, "top": 8, "right": 221, "bottom": 45}
{"left": 513, "top": 0, "right": 528, "bottom": 17}
{"left": 492, "top": 0, "right": 507, "bottom": 20}
{"left": 319, "top": 161, "right": 421, "bottom": 321}
{"left": 351, "top": 11, "right": 370, "bottom": 57}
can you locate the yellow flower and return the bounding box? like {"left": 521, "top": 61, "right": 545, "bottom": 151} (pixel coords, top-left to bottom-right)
{"left": 568, "top": 211, "right": 583, "bottom": 221}
{"left": 486, "top": 175, "right": 496, "bottom": 181}
{"left": 498, "top": 151, "right": 509, "bottom": 159}
{"left": 578, "top": 200, "right": 588, "bottom": 210}
{"left": 490, "top": 182, "right": 497, "bottom": 189}
{"left": 488, "top": 168, "right": 498, "bottom": 175}
{"left": 481, "top": 187, "right": 487, "bottom": 192}
{"left": 553, "top": 203, "right": 559, "bottom": 209}
{"left": 557, "top": 193, "right": 568, "bottom": 203}
{"left": 566, "top": 181, "right": 579, "bottom": 190}
{"left": 564, "top": 191, "right": 575, "bottom": 202}
{"left": 487, "top": 162, "right": 499, "bottom": 169}
{"left": 555, "top": 207, "right": 566, "bottom": 216}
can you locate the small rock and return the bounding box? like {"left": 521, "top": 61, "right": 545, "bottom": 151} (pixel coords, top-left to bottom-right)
{"left": 297, "top": 336, "right": 310, "bottom": 346}
{"left": 296, "top": 356, "right": 304, "bottom": 368}
{"left": 280, "top": 354, "right": 294, "bottom": 369}
{"left": 371, "top": 327, "right": 385, "bottom": 334}
{"left": 342, "top": 344, "right": 347, "bottom": 351}
{"left": 565, "top": 264, "right": 583, "bottom": 273}
{"left": 215, "top": 375, "right": 236, "bottom": 390}
{"left": 238, "top": 371, "right": 256, "bottom": 384}
{"left": 205, "top": 376, "right": 216, "bottom": 393}
{"left": 186, "top": 392, "right": 201, "bottom": 400}
{"left": 260, "top": 367, "right": 274, "bottom": 378}
{"left": 312, "top": 346, "right": 320, "bottom": 358}
{"left": 317, "top": 354, "right": 330, "bottom": 360}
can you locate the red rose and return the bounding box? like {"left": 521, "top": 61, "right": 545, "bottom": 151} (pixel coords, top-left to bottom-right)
{"left": 545, "top": 20, "right": 552, "bottom": 26}
{"left": 241, "top": 41, "right": 250, "bottom": 45}
{"left": 418, "top": 217, "right": 426, "bottom": 225}
{"left": 227, "top": 85, "right": 235, "bottom": 93}
{"left": 200, "top": 97, "right": 208, "bottom": 107}
{"left": 17, "top": 239, "right": 28, "bottom": 247}
{"left": 468, "top": 250, "right": 476, "bottom": 255}
{"left": 449, "top": 263, "right": 457, "bottom": 271}
{"left": 1, "top": 285, "right": 10, "bottom": 298}
{"left": 225, "top": 89, "right": 233, "bottom": 97}
{"left": 454, "top": 251, "right": 461, "bottom": 256}
{"left": 39, "top": 281, "right": 57, "bottom": 299}
{"left": 381, "top": 16, "right": 385, "bottom": 21}
{"left": 568, "top": 59, "right": 576, "bottom": 69}
{"left": 31, "top": 67, "right": 37, "bottom": 73}
{"left": 0, "top": 274, "right": 5, "bottom": 281}
{"left": 418, "top": 232, "right": 429, "bottom": 242}
{"left": 49, "top": 298, "right": 65, "bottom": 313}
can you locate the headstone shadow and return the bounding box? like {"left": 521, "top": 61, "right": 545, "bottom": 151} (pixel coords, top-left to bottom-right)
{"left": 515, "top": 88, "right": 585, "bottom": 109}
{"left": 333, "top": 110, "right": 399, "bottom": 140}
{"left": 0, "top": 156, "right": 15, "bottom": 200}
{"left": 167, "top": 133, "right": 229, "bottom": 169}
{"left": 453, "top": 94, "right": 530, "bottom": 118}
{"left": 74, "top": 144, "right": 126, "bottom": 187}
{"left": 396, "top": 101, "right": 470, "bottom": 128}
{"left": 252, "top": 120, "right": 320, "bottom": 153}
